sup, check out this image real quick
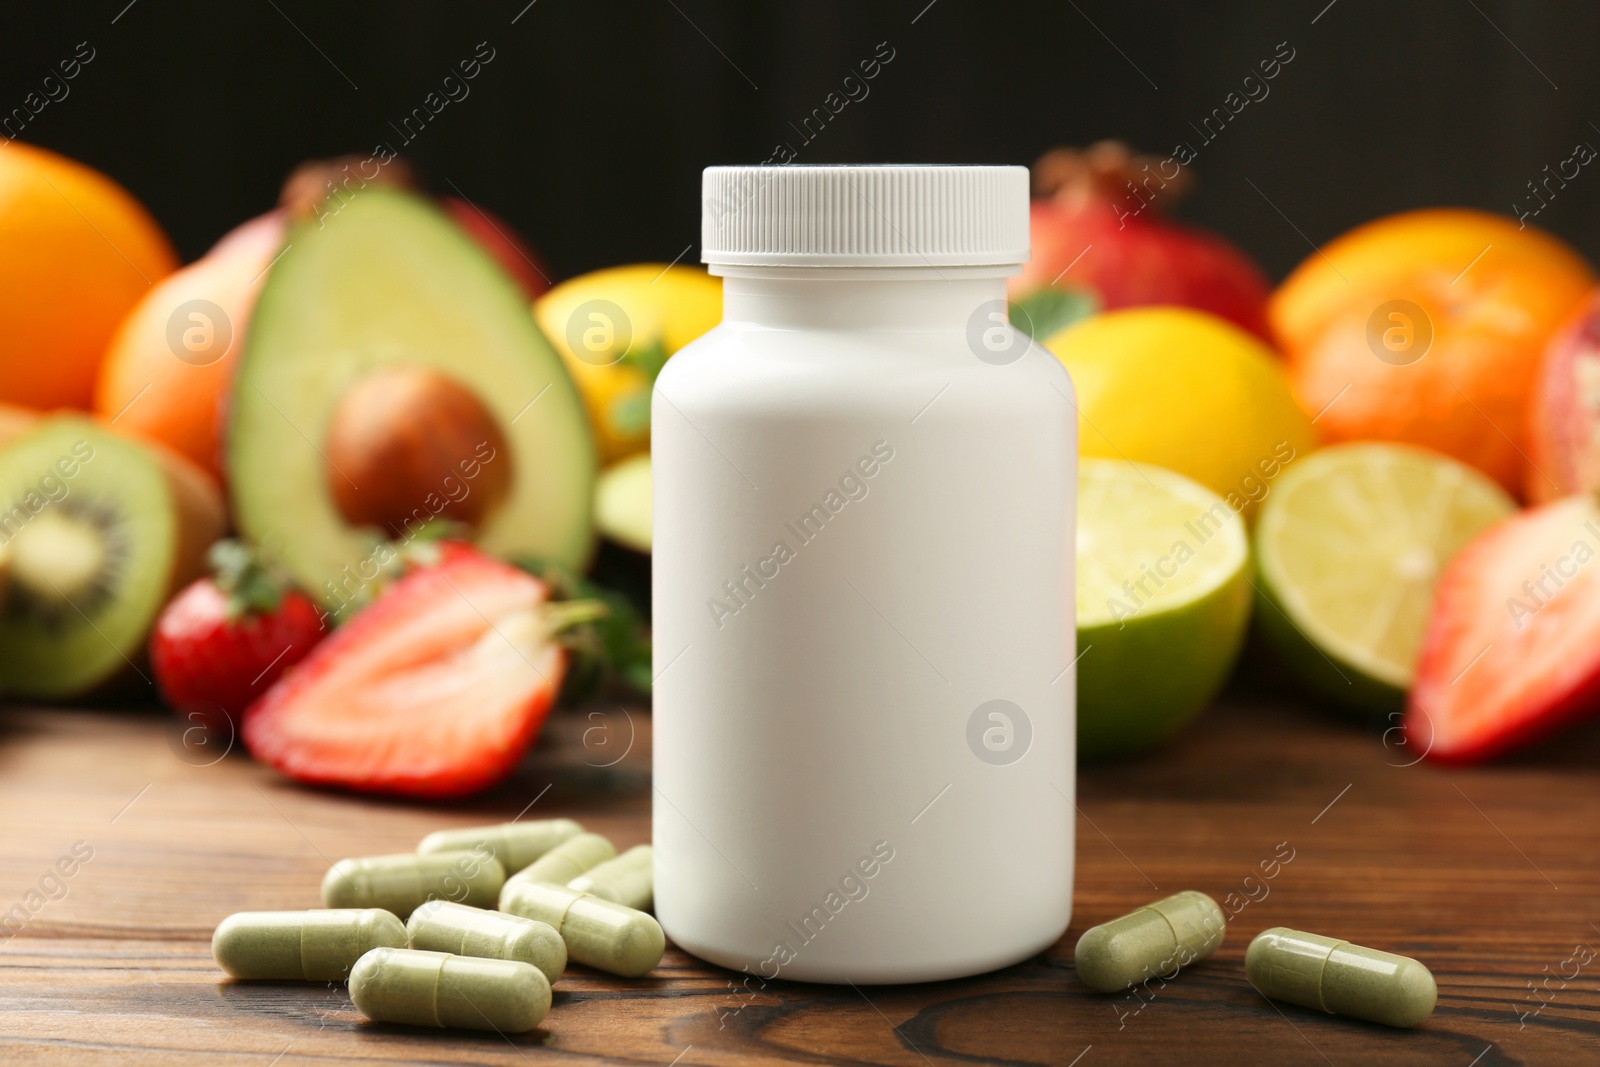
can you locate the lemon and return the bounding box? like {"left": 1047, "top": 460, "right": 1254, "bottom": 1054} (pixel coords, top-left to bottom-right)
{"left": 534, "top": 265, "right": 721, "bottom": 463}
{"left": 1043, "top": 307, "right": 1316, "bottom": 520}
{"left": 1253, "top": 442, "right": 1515, "bottom": 712}
{"left": 595, "top": 452, "right": 651, "bottom": 553}
{"left": 1076, "top": 459, "right": 1252, "bottom": 757}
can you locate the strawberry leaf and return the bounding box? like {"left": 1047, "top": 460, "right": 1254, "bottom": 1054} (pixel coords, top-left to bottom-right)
{"left": 208, "top": 539, "right": 287, "bottom": 619}
{"left": 515, "top": 557, "right": 652, "bottom": 701}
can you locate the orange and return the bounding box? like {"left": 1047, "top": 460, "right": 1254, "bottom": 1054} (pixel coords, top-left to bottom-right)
{"left": 95, "top": 212, "right": 283, "bottom": 480}
{"left": 0, "top": 142, "right": 177, "bottom": 409}
{"left": 1270, "top": 209, "right": 1595, "bottom": 496}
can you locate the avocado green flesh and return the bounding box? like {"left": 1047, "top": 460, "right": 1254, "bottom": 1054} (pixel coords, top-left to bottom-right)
{"left": 229, "top": 188, "right": 596, "bottom": 611}
{"left": 0, "top": 421, "right": 176, "bottom": 698}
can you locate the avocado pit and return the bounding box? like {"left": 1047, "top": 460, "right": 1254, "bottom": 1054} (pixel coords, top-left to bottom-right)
{"left": 324, "top": 365, "right": 513, "bottom": 537}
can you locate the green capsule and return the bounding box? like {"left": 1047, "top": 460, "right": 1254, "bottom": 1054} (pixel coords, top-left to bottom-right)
{"left": 406, "top": 900, "right": 567, "bottom": 983}
{"left": 500, "top": 880, "right": 665, "bottom": 978}
{"left": 1074, "top": 890, "right": 1226, "bottom": 992}
{"left": 349, "top": 947, "right": 549, "bottom": 1032}
{"left": 322, "top": 851, "right": 504, "bottom": 920}
{"left": 501, "top": 832, "right": 615, "bottom": 894}
{"left": 567, "top": 844, "right": 653, "bottom": 911}
{"left": 211, "top": 909, "right": 407, "bottom": 980}
{"left": 417, "top": 818, "right": 583, "bottom": 875}
{"left": 1247, "top": 927, "right": 1436, "bottom": 1028}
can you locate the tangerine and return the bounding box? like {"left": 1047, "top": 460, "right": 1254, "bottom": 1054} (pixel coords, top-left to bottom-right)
{"left": 94, "top": 212, "right": 283, "bottom": 481}
{"left": 1270, "top": 209, "right": 1594, "bottom": 496}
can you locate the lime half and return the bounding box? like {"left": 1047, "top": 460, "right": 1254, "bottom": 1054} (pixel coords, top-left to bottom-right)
{"left": 594, "top": 452, "right": 652, "bottom": 553}
{"left": 1253, "top": 442, "right": 1515, "bottom": 712}
{"left": 1077, "top": 459, "right": 1251, "bottom": 757}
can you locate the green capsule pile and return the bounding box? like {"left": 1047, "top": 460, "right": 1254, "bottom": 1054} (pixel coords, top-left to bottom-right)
{"left": 211, "top": 819, "right": 662, "bottom": 1033}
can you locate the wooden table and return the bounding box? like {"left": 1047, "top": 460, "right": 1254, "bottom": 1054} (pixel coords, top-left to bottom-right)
{"left": 1, "top": 678, "right": 1596, "bottom": 1066}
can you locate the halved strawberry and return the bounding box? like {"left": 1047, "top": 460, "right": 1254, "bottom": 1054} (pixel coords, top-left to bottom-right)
{"left": 1408, "top": 494, "right": 1600, "bottom": 761}
{"left": 243, "top": 545, "right": 577, "bottom": 797}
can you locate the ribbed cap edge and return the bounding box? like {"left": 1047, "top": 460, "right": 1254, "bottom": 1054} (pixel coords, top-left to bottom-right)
{"left": 702, "top": 165, "right": 1030, "bottom": 267}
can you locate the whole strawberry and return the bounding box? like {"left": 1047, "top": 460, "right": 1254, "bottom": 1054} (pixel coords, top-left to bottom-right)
{"left": 151, "top": 540, "right": 326, "bottom": 740}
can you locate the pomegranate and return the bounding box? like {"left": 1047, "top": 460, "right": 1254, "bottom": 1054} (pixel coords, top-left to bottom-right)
{"left": 1527, "top": 287, "right": 1600, "bottom": 502}
{"left": 1011, "top": 142, "right": 1272, "bottom": 342}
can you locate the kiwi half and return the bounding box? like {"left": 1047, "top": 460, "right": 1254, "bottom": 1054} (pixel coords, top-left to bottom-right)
{"left": 0, "top": 417, "right": 224, "bottom": 698}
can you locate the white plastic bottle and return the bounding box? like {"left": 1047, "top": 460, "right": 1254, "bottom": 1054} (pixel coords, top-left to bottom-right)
{"left": 652, "top": 165, "right": 1075, "bottom": 984}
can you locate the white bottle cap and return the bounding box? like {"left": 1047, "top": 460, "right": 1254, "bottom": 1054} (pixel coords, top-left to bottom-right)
{"left": 701, "top": 165, "right": 1030, "bottom": 269}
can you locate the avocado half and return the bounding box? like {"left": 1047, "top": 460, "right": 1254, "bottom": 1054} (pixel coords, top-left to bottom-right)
{"left": 228, "top": 188, "right": 596, "bottom": 610}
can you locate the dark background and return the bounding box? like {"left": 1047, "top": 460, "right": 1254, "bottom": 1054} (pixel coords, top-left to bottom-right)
{"left": 5, "top": 1, "right": 1598, "bottom": 279}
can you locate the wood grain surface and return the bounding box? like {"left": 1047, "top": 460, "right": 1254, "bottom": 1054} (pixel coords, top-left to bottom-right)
{"left": 0, "top": 681, "right": 1597, "bottom": 1066}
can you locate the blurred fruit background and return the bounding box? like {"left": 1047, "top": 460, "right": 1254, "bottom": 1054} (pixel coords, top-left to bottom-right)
{"left": 7, "top": 1, "right": 1600, "bottom": 795}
